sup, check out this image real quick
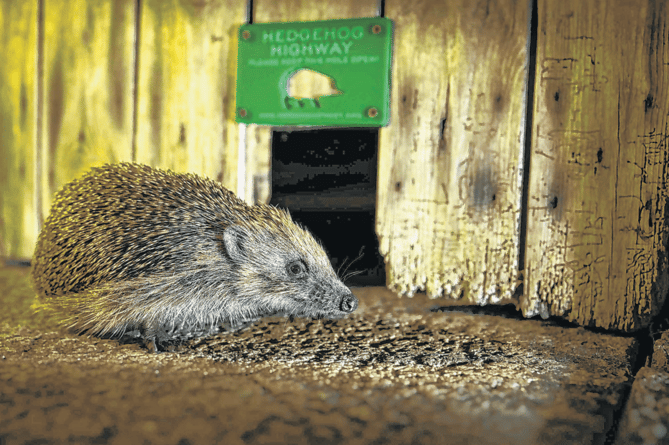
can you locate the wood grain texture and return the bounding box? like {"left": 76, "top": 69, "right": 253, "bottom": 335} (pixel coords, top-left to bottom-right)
{"left": 135, "top": 0, "right": 244, "bottom": 188}
{"left": 244, "top": 124, "right": 272, "bottom": 203}
{"left": 0, "top": 0, "right": 38, "bottom": 258}
{"left": 41, "top": 0, "right": 136, "bottom": 216}
{"left": 377, "top": 0, "right": 528, "bottom": 303}
{"left": 522, "top": 0, "right": 669, "bottom": 331}
{"left": 248, "top": 0, "right": 379, "bottom": 203}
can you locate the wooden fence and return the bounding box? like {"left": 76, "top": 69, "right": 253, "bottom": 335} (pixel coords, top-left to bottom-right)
{"left": 1, "top": 0, "right": 667, "bottom": 331}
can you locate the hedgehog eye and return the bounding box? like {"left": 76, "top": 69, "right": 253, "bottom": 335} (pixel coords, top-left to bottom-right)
{"left": 286, "top": 260, "right": 307, "bottom": 279}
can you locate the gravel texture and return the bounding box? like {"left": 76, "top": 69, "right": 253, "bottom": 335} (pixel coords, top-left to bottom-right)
{"left": 0, "top": 267, "right": 639, "bottom": 444}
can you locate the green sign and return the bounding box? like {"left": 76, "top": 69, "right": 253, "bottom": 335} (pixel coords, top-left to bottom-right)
{"left": 236, "top": 17, "right": 393, "bottom": 127}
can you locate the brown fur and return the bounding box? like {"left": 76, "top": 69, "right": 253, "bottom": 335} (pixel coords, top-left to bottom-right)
{"left": 32, "top": 163, "right": 357, "bottom": 351}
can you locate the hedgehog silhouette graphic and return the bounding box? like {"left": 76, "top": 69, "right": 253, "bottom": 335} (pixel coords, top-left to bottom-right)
{"left": 284, "top": 68, "right": 343, "bottom": 108}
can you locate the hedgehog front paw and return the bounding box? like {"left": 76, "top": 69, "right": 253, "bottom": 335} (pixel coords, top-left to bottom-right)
{"left": 143, "top": 337, "right": 159, "bottom": 353}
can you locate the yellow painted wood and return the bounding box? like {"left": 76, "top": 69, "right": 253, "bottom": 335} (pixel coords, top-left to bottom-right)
{"left": 377, "top": 0, "right": 528, "bottom": 303}
{"left": 41, "top": 0, "right": 136, "bottom": 216}
{"left": 244, "top": 124, "right": 272, "bottom": 203}
{"left": 0, "top": 0, "right": 38, "bottom": 258}
{"left": 248, "top": 0, "right": 379, "bottom": 204}
{"left": 254, "top": 0, "right": 379, "bottom": 22}
{"left": 523, "top": 0, "right": 669, "bottom": 331}
{"left": 135, "top": 0, "right": 246, "bottom": 189}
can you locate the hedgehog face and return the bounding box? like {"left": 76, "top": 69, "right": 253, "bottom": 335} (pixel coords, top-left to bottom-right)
{"left": 221, "top": 217, "right": 358, "bottom": 321}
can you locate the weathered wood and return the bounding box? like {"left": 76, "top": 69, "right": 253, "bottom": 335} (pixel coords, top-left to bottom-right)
{"left": 135, "top": 0, "right": 245, "bottom": 190}
{"left": 522, "top": 0, "right": 669, "bottom": 331}
{"left": 377, "top": 0, "right": 528, "bottom": 303}
{"left": 243, "top": 124, "right": 272, "bottom": 203}
{"left": 248, "top": 0, "right": 379, "bottom": 204}
{"left": 41, "top": 0, "right": 136, "bottom": 216}
{"left": 254, "top": 0, "right": 379, "bottom": 23}
{"left": 0, "top": 1, "right": 38, "bottom": 258}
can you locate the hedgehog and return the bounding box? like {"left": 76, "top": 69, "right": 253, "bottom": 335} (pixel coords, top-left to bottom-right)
{"left": 31, "top": 163, "right": 358, "bottom": 352}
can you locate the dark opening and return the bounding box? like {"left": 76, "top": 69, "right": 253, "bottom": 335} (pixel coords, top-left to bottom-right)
{"left": 270, "top": 128, "right": 385, "bottom": 286}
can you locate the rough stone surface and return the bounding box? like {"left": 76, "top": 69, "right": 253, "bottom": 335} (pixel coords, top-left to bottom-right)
{"left": 0, "top": 267, "right": 639, "bottom": 444}
{"left": 652, "top": 331, "right": 669, "bottom": 374}
{"left": 615, "top": 367, "right": 669, "bottom": 445}
{"left": 613, "top": 330, "right": 669, "bottom": 445}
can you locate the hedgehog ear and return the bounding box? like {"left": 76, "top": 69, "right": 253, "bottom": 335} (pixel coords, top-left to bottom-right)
{"left": 222, "top": 225, "right": 248, "bottom": 263}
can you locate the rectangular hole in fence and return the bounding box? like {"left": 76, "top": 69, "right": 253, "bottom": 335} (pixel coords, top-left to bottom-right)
{"left": 270, "top": 128, "right": 385, "bottom": 286}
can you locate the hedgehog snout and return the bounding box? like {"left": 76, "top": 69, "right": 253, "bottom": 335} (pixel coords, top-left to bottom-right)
{"left": 339, "top": 292, "right": 358, "bottom": 313}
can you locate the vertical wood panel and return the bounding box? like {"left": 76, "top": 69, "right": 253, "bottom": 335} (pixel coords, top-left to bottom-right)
{"left": 377, "top": 0, "right": 528, "bottom": 303}
{"left": 135, "top": 0, "right": 245, "bottom": 189}
{"left": 248, "top": 0, "right": 380, "bottom": 203}
{"left": 523, "top": 0, "right": 669, "bottom": 331}
{"left": 244, "top": 124, "right": 272, "bottom": 203}
{"left": 254, "top": 0, "right": 379, "bottom": 22}
{"left": 41, "top": 0, "right": 136, "bottom": 216}
{"left": 0, "top": 0, "right": 38, "bottom": 258}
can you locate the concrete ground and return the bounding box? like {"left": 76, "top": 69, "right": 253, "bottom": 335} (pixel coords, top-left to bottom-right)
{"left": 0, "top": 265, "right": 667, "bottom": 445}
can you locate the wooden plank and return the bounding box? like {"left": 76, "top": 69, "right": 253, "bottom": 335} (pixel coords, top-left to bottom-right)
{"left": 377, "top": 0, "right": 528, "bottom": 303}
{"left": 0, "top": 0, "right": 38, "bottom": 258}
{"left": 522, "top": 0, "right": 669, "bottom": 331}
{"left": 135, "top": 0, "right": 245, "bottom": 190}
{"left": 244, "top": 124, "right": 272, "bottom": 203}
{"left": 248, "top": 0, "right": 380, "bottom": 203}
{"left": 41, "top": 0, "right": 136, "bottom": 216}
{"left": 253, "top": 0, "right": 379, "bottom": 22}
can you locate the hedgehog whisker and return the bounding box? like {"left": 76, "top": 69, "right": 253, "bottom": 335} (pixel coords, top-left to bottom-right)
{"left": 338, "top": 246, "right": 365, "bottom": 280}
{"left": 336, "top": 256, "right": 350, "bottom": 277}
{"left": 343, "top": 269, "right": 365, "bottom": 283}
